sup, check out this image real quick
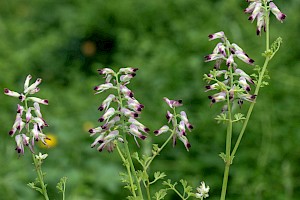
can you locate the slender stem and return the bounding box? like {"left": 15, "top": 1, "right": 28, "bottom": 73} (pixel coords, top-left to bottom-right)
{"left": 220, "top": 90, "right": 233, "bottom": 200}
{"left": 116, "top": 144, "right": 137, "bottom": 197}
{"left": 231, "top": 10, "right": 270, "bottom": 159}
{"left": 32, "top": 154, "right": 49, "bottom": 200}
{"left": 145, "top": 131, "right": 174, "bottom": 170}
{"left": 145, "top": 180, "right": 151, "bottom": 200}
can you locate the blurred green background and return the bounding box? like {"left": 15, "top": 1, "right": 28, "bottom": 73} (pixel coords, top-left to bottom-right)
{"left": 0, "top": 0, "right": 299, "bottom": 199}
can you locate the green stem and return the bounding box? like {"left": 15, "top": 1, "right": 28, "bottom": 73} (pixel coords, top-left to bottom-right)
{"left": 32, "top": 154, "right": 49, "bottom": 200}
{"left": 145, "top": 131, "right": 174, "bottom": 170}
{"left": 231, "top": 10, "right": 270, "bottom": 159}
{"left": 220, "top": 90, "right": 233, "bottom": 200}
{"left": 116, "top": 144, "right": 137, "bottom": 197}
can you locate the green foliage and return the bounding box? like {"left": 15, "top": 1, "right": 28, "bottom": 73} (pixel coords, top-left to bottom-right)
{"left": 0, "top": 0, "right": 299, "bottom": 199}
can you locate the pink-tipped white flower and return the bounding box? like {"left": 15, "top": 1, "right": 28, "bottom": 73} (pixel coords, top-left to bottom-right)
{"left": 238, "top": 77, "right": 251, "bottom": 92}
{"left": 24, "top": 78, "right": 42, "bottom": 94}
{"left": 24, "top": 75, "right": 32, "bottom": 91}
{"left": 235, "top": 51, "right": 254, "bottom": 65}
{"left": 120, "top": 85, "right": 134, "bottom": 98}
{"left": 33, "top": 102, "right": 43, "bottom": 118}
{"left": 120, "top": 73, "right": 136, "bottom": 83}
{"left": 208, "top": 91, "right": 227, "bottom": 104}
{"left": 27, "top": 97, "right": 49, "bottom": 105}
{"left": 178, "top": 121, "right": 186, "bottom": 136}
{"left": 269, "top": 2, "right": 286, "bottom": 23}
{"left": 4, "top": 88, "right": 21, "bottom": 98}
{"left": 127, "top": 98, "right": 144, "bottom": 112}
{"left": 26, "top": 108, "right": 32, "bottom": 123}
{"left": 99, "top": 107, "right": 115, "bottom": 123}
{"left": 101, "top": 116, "right": 120, "bottom": 130}
{"left": 248, "top": 2, "right": 262, "bottom": 22}
{"left": 119, "top": 67, "right": 138, "bottom": 74}
{"left": 235, "top": 69, "right": 254, "bottom": 84}
{"left": 163, "top": 97, "right": 183, "bottom": 108}
{"left": 154, "top": 125, "right": 169, "bottom": 136}
{"left": 15, "top": 134, "right": 26, "bottom": 155}
{"left": 129, "top": 118, "right": 150, "bottom": 133}
{"left": 89, "top": 126, "right": 104, "bottom": 136}
{"left": 166, "top": 110, "right": 174, "bottom": 123}
{"left": 208, "top": 31, "right": 225, "bottom": 41}
{"left": 226, "top": 54, "right": 234, "bottom": 67}
{"left": 94, "top": 83, "right": 114, "bottom": 94}
{"left": 238, "top": 93, "right": 257, "bottom": 102}
{"left": 91, "top": 134, "right": 105, "bottom": 148}
{"left": 120, "top": 108, "right": 138, "bottom": 118}
{"left": 178, "top": 134, "right": 191, "bottom": 151}
{"left": 180, "top": 111, "right": 193, "bottom": 131}
{"left": 97, "top": 68, "right": 115, "bottom": 75}
{"left": 204, "top": 54, "right": 225, "bottom": 62}
{"left": 98, "top": 94, "right": 115, "bottom": 111}
{"left": 129, "top": 124, "right": 147, "bottom": 140}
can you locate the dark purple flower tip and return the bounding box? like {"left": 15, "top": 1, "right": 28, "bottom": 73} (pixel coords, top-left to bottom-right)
{"left": 281, "top": 14, "right": 286, "bottom": 20}
{"left": 129, "top": 92, "right": 134, "bottom": 98}
{"left": 256, "top": 29, "right": 261, "bottom": 36}
{"left": 144, "top": 128, "right": 150, "bottom": 132}
{"left": 249, "top": 58, "right": 254, "bottom": 64}
{"left": 18, "top": 96, "right": 23, "bottom": 100}
{"left": 88, "top": 129, "right": 94, "bottom": 133}
{"left": 250, "top": 95, "right": 257, "bottom": 100}
{"left": 246, "top": 87, "right": 251, "bottom": 92}
{"left": 98, "top": 106, "right": 104, "bottom": 111}
{"left": 16, "top": 148, "right": 21, "bottom": 153}
{"left": 248, "top": 16, "right": 253, "bottom": 21}
{"left": 4, "top": 88, "right": 9, "bottom": 93}
{"left": 131, "top": 73, "right": 136, "bottom": 77}
{"left": 9, "top": 130, "right": 14, "bottom": 135}
{"left": 188, "top": 124, "right": 194, "bottom": 130}
{"left": 137, "top": 107, "right": 142, "bottom": 112}
{"left": 35, "top": 138, "right": 39, "bottom": 141}
{"left": 132, "top": 68, "right": 139, "bottom": 72}
{"left": 204, "top": 55, "right": 211, "bottom": 60}
{"left": 186, "top": 143, "right": 191, "bottom": 149}
{"left": 98, "top": 118, "right": 104, "bottom": 122}
{"left": 140, "top": 135, "right": 147, "bottom": 140}
{"left": 94, "top": 86, "right": 99, "bottom": 91}
{"left": 211, "top": 99, "right": 216, "bottom": 103}
{"left": 133, "top": 113, "right": 139, "bottom": 118}
{"left": 208, "top": 96, "right": 213, "bottom": 99}
{"left": 154, "top": 130, "right": 159, "bottom": 135}
{"left": 208, "top": 34, "right": 214, "bottom": 39}
{"left": 98, "top": 148, "right": 103, "bottom": 152}
{"left": 44, "top": 100, "right": 49, "bottom": 104}
{"left": 98, "top": 140, "right": 104, "bottom": 143}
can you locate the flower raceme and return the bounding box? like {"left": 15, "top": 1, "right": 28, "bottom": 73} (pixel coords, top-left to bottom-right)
{"left": 89, "top": 67, "right": 149, "bottom": 152}
{"left": 4, "top": 75, "right": 50, "bottom": 156}
{"left": 244, "top": 0, "right": 286, "bottom": 35}
{"left": 154, "top": 98, "right": 193, "bottom": 151}
{"left": 204, "top": 32, "right": 257, "bottom": 108}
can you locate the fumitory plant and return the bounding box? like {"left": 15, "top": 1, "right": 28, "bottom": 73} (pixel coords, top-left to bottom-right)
{"left": 203, "top": 0, "right": 285, "bottom": 199}
{"left": 88, "top": 67, "right": 209, "bottom": 200}
{"left": 4, "top": 75, "right": 67, "bottom": 200}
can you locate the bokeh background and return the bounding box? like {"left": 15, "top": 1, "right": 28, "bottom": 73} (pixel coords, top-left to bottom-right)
{"left": 0, "top": 0, "right": 299, "bottom": 199}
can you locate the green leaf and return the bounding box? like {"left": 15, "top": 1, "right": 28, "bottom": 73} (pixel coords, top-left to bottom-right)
{"left": 56, "top": 177, "right": 67, "bottom": 193}
{"left": 153, "top": 189, "right": 167, "bottom": 200}
{"left": 27, "top": 182, "right": 43, "bottom": 195}
{"left": 219, "top": 152, "right": 226, "bottom": 163}
{"left": 215, "top": 113, "right": 228, "bottom": 124}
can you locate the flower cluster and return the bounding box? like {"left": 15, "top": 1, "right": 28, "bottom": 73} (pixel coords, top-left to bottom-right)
{"left": 4, "top": 75, "right": 49, "bottom": 156}
{"left": 89, "top": 67, "right": 149, "bottom": 152}
{"left": 245, "top": 0, "right": 286, "bottom": 35}
{"left": 154, "top": 98, "right": 193, "bottom": 151}
{"left": 195, "top": 181, "right": 210, "bottom": 199}
{"left": 204, "top": 32, "right": 257, "bottom": 108}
